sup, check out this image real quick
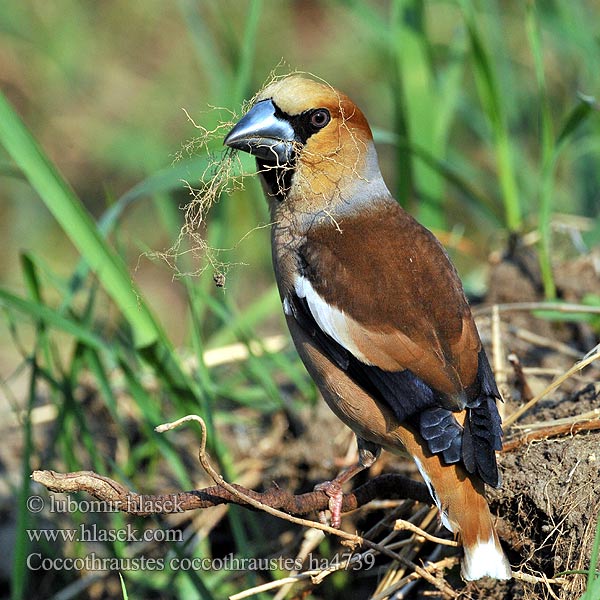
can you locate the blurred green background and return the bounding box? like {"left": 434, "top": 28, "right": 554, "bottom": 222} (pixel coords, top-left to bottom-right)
{"left": 1, "top": 1, "right": 599, "bottom": 599}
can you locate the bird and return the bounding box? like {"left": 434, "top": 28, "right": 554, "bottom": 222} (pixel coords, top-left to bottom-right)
{"left": 224, "top": 75, "right": 512, "bottom": 581}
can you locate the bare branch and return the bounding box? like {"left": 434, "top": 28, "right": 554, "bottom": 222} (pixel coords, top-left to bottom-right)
{"left": 31, "top": 470, "right": 431, "bottom": 517}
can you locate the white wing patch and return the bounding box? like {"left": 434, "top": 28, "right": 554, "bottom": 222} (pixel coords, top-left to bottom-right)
{"left": 294, "top": 275, "right": 371, "bottom": 364}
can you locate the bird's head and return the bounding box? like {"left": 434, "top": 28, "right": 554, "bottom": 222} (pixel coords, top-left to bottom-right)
{"left": 224, "top": 76, "right": 389, "bottom": 215}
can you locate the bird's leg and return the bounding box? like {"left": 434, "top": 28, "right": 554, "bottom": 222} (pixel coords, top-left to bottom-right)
{"left": 315, "top": 437, "right": 381, "bottom": 527}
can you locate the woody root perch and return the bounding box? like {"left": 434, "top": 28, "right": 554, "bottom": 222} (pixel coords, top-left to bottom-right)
{"left": 31, "top": 414, "right": 432, "bottom": 518}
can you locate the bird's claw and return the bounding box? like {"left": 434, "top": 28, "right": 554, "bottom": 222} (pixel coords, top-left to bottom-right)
{"left": 314, "top": 479, "right": 344, "bottom": 528}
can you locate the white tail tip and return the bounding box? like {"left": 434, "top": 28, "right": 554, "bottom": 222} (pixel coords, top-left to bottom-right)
{"left": 462, "top": 536, "right": 512, "bottom": 581}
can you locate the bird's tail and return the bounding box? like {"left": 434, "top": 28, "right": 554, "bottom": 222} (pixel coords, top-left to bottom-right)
{"left": 399, "top": 425, "right": 511, "bottom": 581}
{"left": 457, "top": 490, "right": 512, "bottom": 581}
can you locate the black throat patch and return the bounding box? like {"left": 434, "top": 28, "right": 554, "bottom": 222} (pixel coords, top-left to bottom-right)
{"left": 257, "top": 102, "right": 327, "bottom": 201}
{"left": 256, "top": 155, "right": 296, "bottom": 202}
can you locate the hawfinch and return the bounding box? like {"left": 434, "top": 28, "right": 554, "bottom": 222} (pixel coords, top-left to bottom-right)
{"left": 224, "top": 76, "right": 511, "bottom": 581}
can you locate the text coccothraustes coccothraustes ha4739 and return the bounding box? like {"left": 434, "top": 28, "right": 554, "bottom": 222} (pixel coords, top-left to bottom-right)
{"left": 224, "top": 76, "right": 512, "bottom": 581}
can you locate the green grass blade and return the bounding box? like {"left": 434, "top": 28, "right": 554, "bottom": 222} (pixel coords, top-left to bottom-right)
{"left": 84, "top": 348, "right": 121, "bottom": 424}
{"left": 11, "top": 361, "right": 36, "bottom": 600}
{"left": 538, "top": 94, "right": 597, "bottom": 299}
{"left": 526, "top": 2, "right": 556, "bottom": 298}
{"left": 119, "top": 573, "right": 129, "bottom": 600}
{"left": 556, "top": 94, "right": 597, "bottom": 149}
{"left": 386, "top": 3, "right": 414, "bottom": 209}
{"left": 0, "top": 92, "right": 161, "bottom": 348}
{"left": 0, "top": 287, "right": 110, "bottom": 352}
{"left": 207, "top": 284, "right": 281, "bottom": 348}
{"left": 582, "top": 515, "right": 600, "bottom": 599}
{"left": 390, "top": 0, "right": 462, "bottom": 229}
{"left": 177, "top": 0, "right": 229, "bottom": 99}
{"left": 435, "top": 29, "right": 468, "bottom": 148}
{"left": 458, "top": 0, "right": 522, "bottom": 232}
{"left": 19, "top": 253, "right": 54, "bottom": 368}
{"left": 232, "top": 0, "right": 263, "bottom": 105}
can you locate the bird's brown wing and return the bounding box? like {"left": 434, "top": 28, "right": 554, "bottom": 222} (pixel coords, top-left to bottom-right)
{"left": 297, "top": 203, "right": 481, "bottom": 404}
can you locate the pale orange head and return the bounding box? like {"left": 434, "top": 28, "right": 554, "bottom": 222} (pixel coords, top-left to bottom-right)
{"left": 225, "top": 76, "right": 386, "bottom": 213}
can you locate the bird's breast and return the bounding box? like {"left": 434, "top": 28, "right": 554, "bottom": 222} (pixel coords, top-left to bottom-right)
{"left": 270, "top": 217, "right": 305, "bottom": 302}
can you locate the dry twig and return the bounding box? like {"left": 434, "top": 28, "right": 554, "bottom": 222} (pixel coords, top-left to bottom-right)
{"left": 508, "top": 353, "right": 535, "bottom": 402}
{"left": 473, "top": 302, "right": 600, "bottom": 317}
{"left": 393, "top": 519, "right": 458, "bottom": 547}
{"left": 502, "top": 418, "right": 600, "bottom": 452}
{"left": 503, "top": 344, "right": 600, "bottom": 429}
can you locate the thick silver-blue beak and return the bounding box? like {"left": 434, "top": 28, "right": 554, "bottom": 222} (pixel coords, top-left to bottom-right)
{"left": 224, "top": 99, "right": 295, "bottom": 164}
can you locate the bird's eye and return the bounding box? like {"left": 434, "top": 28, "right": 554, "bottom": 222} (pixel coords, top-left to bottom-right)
{"left": 310, "top": 109, "right": 330, "bottom": 129}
